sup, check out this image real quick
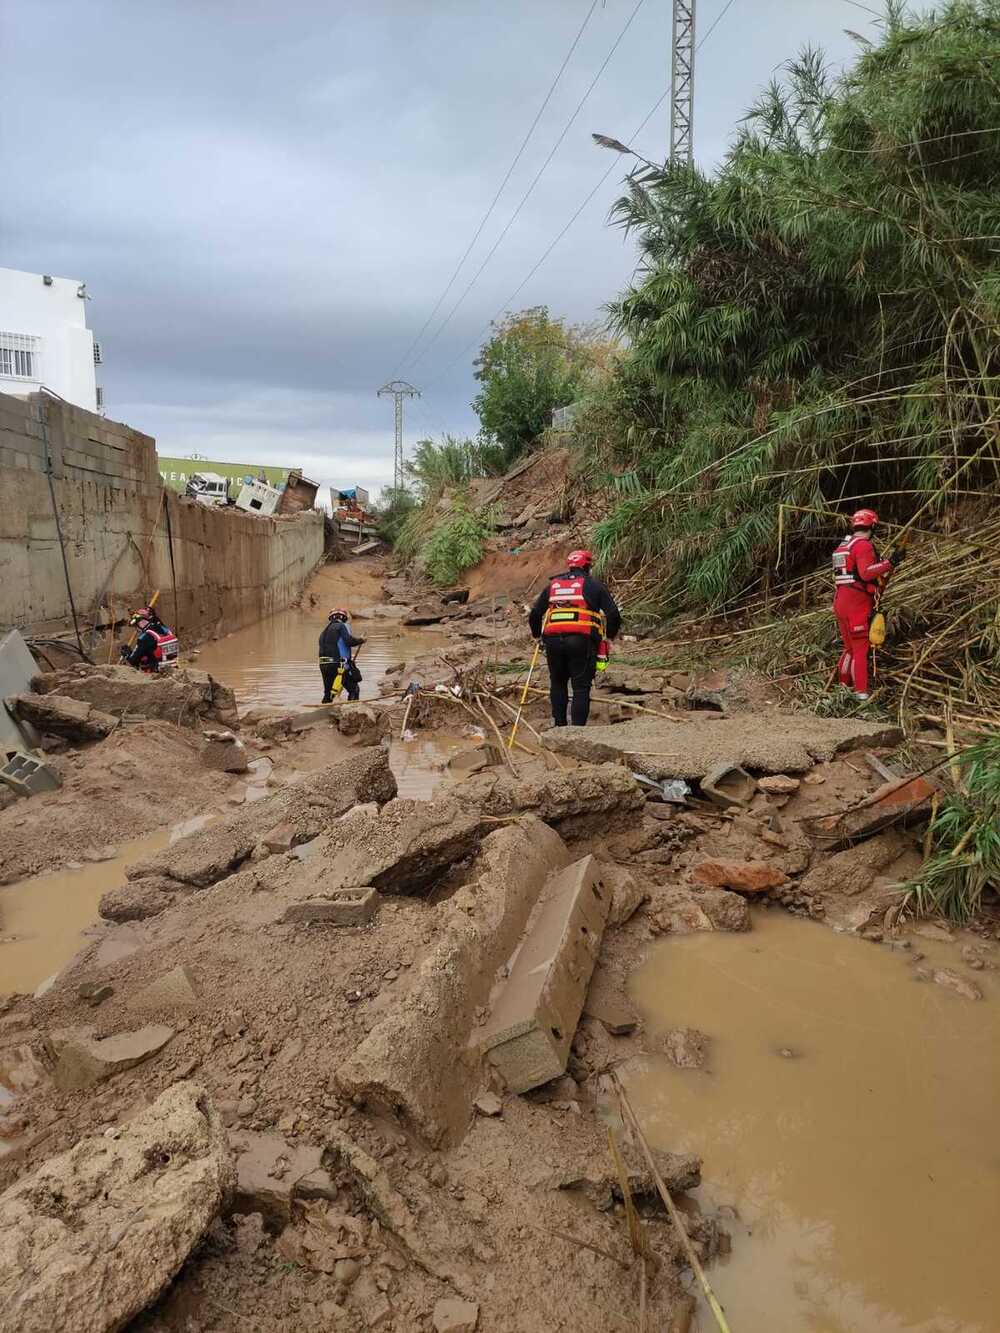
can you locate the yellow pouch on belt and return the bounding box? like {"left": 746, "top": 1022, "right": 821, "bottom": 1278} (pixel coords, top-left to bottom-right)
{"left": 869, "top": 612, "right": 886, "bottom": 647}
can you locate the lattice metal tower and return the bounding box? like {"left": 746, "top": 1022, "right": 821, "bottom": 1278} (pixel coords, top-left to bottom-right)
{"left": 670, "top": 0, "right": 696, "bottom": 164}
{"left": 377, "top": 379, "right": 420, "bottom": 494}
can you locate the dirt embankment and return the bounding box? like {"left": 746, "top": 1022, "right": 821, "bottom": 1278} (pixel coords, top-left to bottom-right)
{"left": 1, "top": 555, "right": 995, "bottom": 1333}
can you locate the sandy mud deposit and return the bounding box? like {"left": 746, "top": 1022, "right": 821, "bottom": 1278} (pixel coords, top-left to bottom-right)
{"left": 1, "top": 555, "right": 996, "bottom": 1332}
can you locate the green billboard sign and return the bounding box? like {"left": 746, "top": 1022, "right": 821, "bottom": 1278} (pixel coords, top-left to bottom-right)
{"left": 156, "top": 456, "right": 289, "bottom": 493}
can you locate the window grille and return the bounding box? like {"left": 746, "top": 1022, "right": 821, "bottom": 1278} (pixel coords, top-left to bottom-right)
{"left": 0, "top": 332, "right": 41, "bottom": 381}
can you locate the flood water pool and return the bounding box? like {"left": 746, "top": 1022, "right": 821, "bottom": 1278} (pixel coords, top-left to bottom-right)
{"left": 627, "top": 910, "right": 1000, "bottom": 1333}
{"left": 193, "top": 605, "right": 441, "bottom": 712}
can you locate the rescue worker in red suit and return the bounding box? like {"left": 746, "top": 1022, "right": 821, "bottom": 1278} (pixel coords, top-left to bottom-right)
{"left": 123, "top": 607, "right": 179, "bottom": 673}
{"left": 529, "top": 550, "right": 621, "bottom": 726}
{"left": 832, "top": 509, "right": 897, "bottom": 700}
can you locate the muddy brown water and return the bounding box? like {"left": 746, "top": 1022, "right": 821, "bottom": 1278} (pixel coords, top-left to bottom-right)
{"left": 627, "top": 910, "right": 1000, "bottom": 1333}
{"left": 192, "top": 605, "right": 442, "bottom": 711}
{"left": 1, "top": 829, "right": 169, "bottom": 997}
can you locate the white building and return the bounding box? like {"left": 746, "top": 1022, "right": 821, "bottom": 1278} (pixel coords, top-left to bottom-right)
{"left": 0, "top": 266, "right": 101, "bottom": 412}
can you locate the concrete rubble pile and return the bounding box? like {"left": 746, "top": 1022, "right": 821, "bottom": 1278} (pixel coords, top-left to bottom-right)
{"left": 28, "top": 663, "right": 239, "bottom": 729}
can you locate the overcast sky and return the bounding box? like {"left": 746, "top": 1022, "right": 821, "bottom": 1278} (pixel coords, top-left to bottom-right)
{"left": 2, "top": 0, "right": 878, "bottom": 497}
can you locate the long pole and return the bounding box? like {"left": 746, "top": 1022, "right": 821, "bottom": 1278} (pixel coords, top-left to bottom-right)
{"left": 377, "top": 380, "right": 420, "bottom": 494}
{"left": 670, "top": 0, "right": 696, "bottom": 164}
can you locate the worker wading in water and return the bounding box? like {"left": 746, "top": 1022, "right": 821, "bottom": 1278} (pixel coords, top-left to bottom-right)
{"left": 319, "top": 608, "right": 365, "bottom": 703}
{"left": 529, "top": 549, "right": 620, "bottom": 727}
{"left": 122, "top": 606, "right": 179, "bottom": 673}
{"left": 832, "top": 509, "right": 900, "bottom": 700}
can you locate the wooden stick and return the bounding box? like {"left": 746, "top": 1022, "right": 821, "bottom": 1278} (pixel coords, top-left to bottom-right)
{"left": 525, "top": 687, "right": 681, "bottom": 724}
{"left": 399, "top": 692, "right": 415, "bottom": 740}
{"left": 474, "top": 695, "right": 518, "bottom": 774}
{"left": 508, "top": 638, "right": 542, "bottom": 750}
{"left": 532, "top": 1224, "right": 632, "bottom": 1270}
{"left": 614, "top": 1075, "right": 733, "bottom": 1333}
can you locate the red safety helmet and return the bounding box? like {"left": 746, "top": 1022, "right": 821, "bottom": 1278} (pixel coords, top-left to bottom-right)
{"left": 566, "top": 549, "right": 593, "bottom": 570}
{"left": 850, "top": 509, "right": 879, "bottom": 529}
{"left": 129, "top": 606, "right": 153, "bottom": 627}
{"left": 329, "top": 608, "right": 349, "bottom": 622}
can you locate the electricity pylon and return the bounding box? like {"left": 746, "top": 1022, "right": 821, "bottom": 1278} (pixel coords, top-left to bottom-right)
{"left": 377, "top": 379, "right": 420, "bottom": 494}
{"left": 670, "top": 0, "right": 696, "bottom": 164}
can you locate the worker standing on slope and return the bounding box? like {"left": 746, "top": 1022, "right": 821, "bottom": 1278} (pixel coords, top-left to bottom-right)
{"left": 529, "top": 549, "right": 620, "bottom": 727}
{"left": 832, "top": 509, "right": 898, "bottom": 700}
{"left": 319, "top": 609, "right": 365, "bottom": 703}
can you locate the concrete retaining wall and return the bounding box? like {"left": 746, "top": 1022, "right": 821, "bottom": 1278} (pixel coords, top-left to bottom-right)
{"left": 0, "top": 392, "right": 324, "bottom": 639}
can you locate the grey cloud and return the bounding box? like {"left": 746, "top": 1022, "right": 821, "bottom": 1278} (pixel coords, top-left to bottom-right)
{"left": 4, "top": 0, "right": 864, "bottom": 490}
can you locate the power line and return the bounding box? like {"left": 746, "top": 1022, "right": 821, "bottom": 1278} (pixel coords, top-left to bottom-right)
{"left": 696, "top": 0, "right": 738, "bottom": 52}
{"left": 406, "top": 0, "right": 650, "bottom": 376}
{"left": 393, "top": 0, "right": 602, "bottom": 376}
{"left": 421, "top": 0, "right": 741, "bottom": 398}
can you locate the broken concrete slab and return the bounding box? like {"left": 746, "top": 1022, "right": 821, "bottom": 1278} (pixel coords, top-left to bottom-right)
{"left": 0, "top": 1082, "right": 233, "bottom": 1333}
{"left": 281, "top": 887, "right": 378, "bottom": 926}
{"left": 6, "top": 692, "right": 117, "bottom": 742}
{"left": 200, "top": 730, "right": 250, "bottom": 772}
{"left": 43, "top": 1024, "right": 174, "bottom": 1090}
{"left": 337, "top": 819, "right": 567, "bottom": 1147}
{"left": 126, "top": 747, "right": 397, "bottom": 892}
{"left": 451, "top": 764, "right": 645, "bottom": 837}
{"left": 0, "top": 628, "right": 41, "bottom": 755}
{"left": 481, "top": 855, "right": 610, "bottom": 1093}
{"left": 691, "top": 859, "right": 788, "bottom": 893}
{"left": 30, "top": 663, "right": 238, "bottom": 729}
{"left": 542, "top": 713, "right": 903, "bottom": 781}
{"left": 127, "top": 964, "right": 201, "bottom": 1014}
{"left": 228, "top": 1131, "right": 332, "bottom": 1231}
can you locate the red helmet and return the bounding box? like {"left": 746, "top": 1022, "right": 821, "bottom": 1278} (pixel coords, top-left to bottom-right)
{"left": 566, "top": 549, "right": 593, "bottom": 570}
{"left": 851, "top": 508, "right": 878, "bottom": 529}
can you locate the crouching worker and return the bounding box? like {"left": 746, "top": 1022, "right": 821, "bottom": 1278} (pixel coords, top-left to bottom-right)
{"left": 319, "top": 608, "right": 365, "bottom": 703}
{"left": 122, "top": 606, "right": 179, "bottom": 672}
{"left": 528, "top": 549, "right": 620, "bottom": 727}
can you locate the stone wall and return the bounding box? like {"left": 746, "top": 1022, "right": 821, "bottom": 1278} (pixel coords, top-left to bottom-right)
{"left": 0, "top": 392, "right": 324, "bottom": 640}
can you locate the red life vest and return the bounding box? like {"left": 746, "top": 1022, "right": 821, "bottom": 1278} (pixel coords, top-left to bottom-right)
{"left": 542, "top": 575, "right": 604, "bottom": 637}
{"left": 832, "top": 535, "right": 879, "bottom": 595}
{"left": 148, "top": 626, "right": 179, "bottom": 666}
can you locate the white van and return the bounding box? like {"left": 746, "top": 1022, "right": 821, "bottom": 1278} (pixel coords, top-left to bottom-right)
{"left": 185, "top": 472, "right": 230, "bottom": 506}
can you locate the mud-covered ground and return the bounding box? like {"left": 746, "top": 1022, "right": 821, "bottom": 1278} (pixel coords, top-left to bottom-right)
{"left": 2, "top": 554, "right": 996, "bottom": 1333}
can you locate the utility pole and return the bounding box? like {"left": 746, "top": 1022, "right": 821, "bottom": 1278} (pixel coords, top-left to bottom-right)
{"left": 670, "top": 0, "right": 696, "bottom": 164}
{"left": 377, "top": 379, "right": 420, "bottom": 495}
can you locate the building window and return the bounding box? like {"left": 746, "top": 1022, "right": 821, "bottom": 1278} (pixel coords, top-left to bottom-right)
{"left": 0, "top": 332, "right": 41, "bottom": 381}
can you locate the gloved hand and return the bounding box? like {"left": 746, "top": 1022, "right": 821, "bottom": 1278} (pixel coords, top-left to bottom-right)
{"left": 891, "top": 547, "right": 906, "bottom": 566}
{"left": 354, "top": 637, "right": 367, "bottom": 646}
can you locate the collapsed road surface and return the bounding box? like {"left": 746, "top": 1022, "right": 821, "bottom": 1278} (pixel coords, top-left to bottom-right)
{"left": 1, "top": 554, "right": 997, "bottom": 1333}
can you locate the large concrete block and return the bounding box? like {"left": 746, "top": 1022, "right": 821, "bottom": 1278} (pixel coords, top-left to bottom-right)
{"left": 281, "top": 887, "right": 378, "bottom": 926}
{"left": 481, "top": 855, "right": 610, "bottom": 1093}
{"left": 0, "top": 628, "right": 41, "bottom": 755}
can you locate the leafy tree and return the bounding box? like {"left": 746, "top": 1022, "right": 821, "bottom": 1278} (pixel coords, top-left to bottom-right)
{"left": 423, "top": 497, "right": 497, "bottom": 587}
{"left": 404, "top": 434, "right": 506, "bottom": 496}
{"left": 585, "top": 0, "right": 1000, "bottom": 612}
{"left": 473, "top": 307, "right": 612, "bottom": 468}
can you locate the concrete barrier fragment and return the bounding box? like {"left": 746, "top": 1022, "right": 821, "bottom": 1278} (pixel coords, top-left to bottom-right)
{"left": 481, "top": 855, "right": 610, "bottom": 1093}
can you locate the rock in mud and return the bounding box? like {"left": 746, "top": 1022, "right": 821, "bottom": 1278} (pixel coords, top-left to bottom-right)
{"left": 229, "top": 1131, "right": 332, "bottom": 1231}
{"left": 603, "top": 865, "right": 649, "bottom": 926}
{"left": 692, "top": 858, "right": 788, "bottom": 893}
{"left": 799, "top": 830, "right": 907, "bottom": 901}
{"left": 200, "top": 729, "right": 250, "bottom": 772}
{"left": 44, "top": 1024, "right": 174, "bottom": 1090}
{"left": 932, "top": 968, "right": 983, "bottom": 1001}
{"left": 99, "top": 875, "right": 182, "bottom": 923}
{"left": 30, "top": 663, "right": 238, "bottom": 729}
{"left": 0, "top": 1082, "right": 233, "bottom": 1333}
{"left": 757, "top": 774, "right": 801, "bottom": 794}
{"left": 647, "top": 885, "right": 751, "bottom": 934}
{"left": 433, "top": 1299, "right": 480, "bottom": 1332}
{"left": 127, "top": 965, "right": 201, "bottom": 1014}
{"left": 557, "top": 1147, "right": 701, "bottom": 1209}
{"left": 7, "top": 692, "right": 117, "bottom": 742}
{"left": 661, "top": 1027, "right": 710, "bottom": 1069}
